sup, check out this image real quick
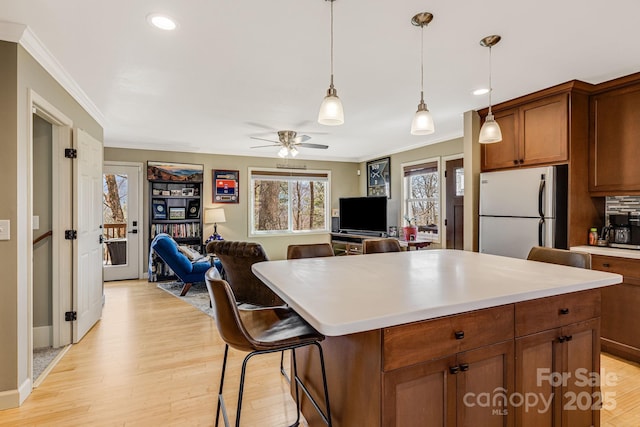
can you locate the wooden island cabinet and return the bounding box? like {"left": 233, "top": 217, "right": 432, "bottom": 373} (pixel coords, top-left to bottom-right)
{"left": 253, "top": 250, "right": 621, "bottom": 427}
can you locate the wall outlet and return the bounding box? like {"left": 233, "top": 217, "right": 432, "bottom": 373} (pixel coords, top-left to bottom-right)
{"left": 0, "top": 220, "right": 10, "bottom": 240}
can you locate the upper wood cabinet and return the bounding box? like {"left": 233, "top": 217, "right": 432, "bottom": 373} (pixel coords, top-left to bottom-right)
{"left": 590, "top": 79, "right": 640, "bottom": 194}
{"left": 481, "top": 93, "right": 569, "bottom": 171}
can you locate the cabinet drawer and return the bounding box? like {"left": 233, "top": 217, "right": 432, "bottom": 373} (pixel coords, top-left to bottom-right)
{"left": 383, "top": 305, "right": 514, "bottom": 371}
{"left": 515, "top": 289, "right": 600, "bottom": 336}
{"left": 592, "top": 254, "right": 640, "bottom": 286}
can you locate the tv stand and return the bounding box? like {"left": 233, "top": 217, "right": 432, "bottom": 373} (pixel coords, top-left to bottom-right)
{"left": 331, "top": 232, "right": 384, "bottom": 255}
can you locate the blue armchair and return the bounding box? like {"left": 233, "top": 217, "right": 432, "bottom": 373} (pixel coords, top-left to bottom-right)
{"left": 150, "top": 233, "right": 211, "bottom": 296}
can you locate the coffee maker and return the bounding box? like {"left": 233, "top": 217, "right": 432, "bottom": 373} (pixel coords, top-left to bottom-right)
{"left": 609, "top": 213, "right": 640, "bottom": 249}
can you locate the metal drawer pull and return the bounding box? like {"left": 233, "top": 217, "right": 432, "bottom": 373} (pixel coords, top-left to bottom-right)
{"left": 459, "top": 363, "right": 469, "bottom": 372}
{"left": 449, "top": 366, "right": 460, "bottom": 374}
{"left": 454, "top": 331, "right": 465, "bottom": 340}
{"left": 602, "top": 263, "right": 610, "bottom": 267}
{"left": 559, "top": 308, "right": 570, "bottom": 315}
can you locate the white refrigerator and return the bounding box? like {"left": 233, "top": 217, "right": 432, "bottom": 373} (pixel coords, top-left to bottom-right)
{"left": 479, "top": 165, "right": 568, "bottom": 259}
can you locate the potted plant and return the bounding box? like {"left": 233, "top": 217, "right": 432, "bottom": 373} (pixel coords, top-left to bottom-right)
{"left": 403, "top": 215, "right": 418, "bottom": 241}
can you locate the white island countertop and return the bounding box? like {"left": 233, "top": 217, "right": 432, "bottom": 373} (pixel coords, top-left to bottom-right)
{"left": 252, "top": 250, "right": 621, "bottom": 336}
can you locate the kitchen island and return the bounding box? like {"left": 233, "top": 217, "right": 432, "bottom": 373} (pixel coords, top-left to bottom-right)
{"left": 253, "top": 250, "right": 621, "bottom": 426}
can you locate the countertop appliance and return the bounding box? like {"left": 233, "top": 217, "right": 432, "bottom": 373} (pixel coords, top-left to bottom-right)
{"left": 479, "top": 165, "right": 568, "bottom": 259}
{"left": 609, "top": 213, "right": 640, "bottom": 249}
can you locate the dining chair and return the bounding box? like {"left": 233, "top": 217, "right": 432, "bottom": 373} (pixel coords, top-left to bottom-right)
{"left": 286, "top": 243, "right": 335, "bottom": 259}
{"left": 363, "top": 238, "right": 402, "bottom": 254}
{"left": 206, "top": 240, "right": 284, "bottom": 307}
{"left": 205, "top": 268, "right": 332, "bottom": 427}
{"left": 526, "top": 246, "right": 591, "bottom": 269}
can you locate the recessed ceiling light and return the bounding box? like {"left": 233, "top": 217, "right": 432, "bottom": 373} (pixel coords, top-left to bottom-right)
{"left": 147, "top": 13, "right": 177, "bottom": 31}
{"left": 473, "top": 88, "right": 490, "bottom": 96}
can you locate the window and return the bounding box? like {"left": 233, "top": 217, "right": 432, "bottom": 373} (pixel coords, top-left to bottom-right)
{"left": 402, "top": 159, "right": 440, "bottom": 240}
{"left": 249, "top": 169, "right": 330, "bottom": 235}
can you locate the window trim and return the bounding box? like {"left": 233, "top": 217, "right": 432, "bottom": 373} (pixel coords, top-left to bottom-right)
{"left": 248, "top": 167, "right": 332, "bottom": 237}
{"left": 400, "top": 157, "right": 442, "bottom": 243}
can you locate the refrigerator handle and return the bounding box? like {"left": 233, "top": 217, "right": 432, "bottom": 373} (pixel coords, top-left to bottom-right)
{"left": 538, "top": 179, "right": 546, "bottom": 218}
{"left": 538, "top": 218, "right": 545, "bottom": 246}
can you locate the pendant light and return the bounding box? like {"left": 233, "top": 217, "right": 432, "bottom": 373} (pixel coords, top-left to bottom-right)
{"left": 318, "top": 0, "right": 344, "bottom": 126}
{"left": 410, "top": 12, "right": 435, "bottom": 136}
{"left": 478, "top": 35, "right": 502, "bottom": 144}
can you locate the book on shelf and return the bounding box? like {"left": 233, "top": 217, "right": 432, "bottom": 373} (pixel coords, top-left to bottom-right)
{"left": 152, "top": 199, "right": 167, "bottom": 219}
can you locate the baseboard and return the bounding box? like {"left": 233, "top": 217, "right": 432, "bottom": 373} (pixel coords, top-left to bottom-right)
{"left": 0, "top": 376, "right": 31, "bottom": 410}
{"left": 33, "top": 325, "right": 52, "bottom": 348}
{"left": 601, "top": 338, "right": 640, "bottom": 363}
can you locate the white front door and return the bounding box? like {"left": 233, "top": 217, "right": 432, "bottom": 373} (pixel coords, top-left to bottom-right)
{"left": 73, "top": 129, "right": 104, "bottom": 342}
{"left": 102, "top": 163, "right": 142, "bottom": 281}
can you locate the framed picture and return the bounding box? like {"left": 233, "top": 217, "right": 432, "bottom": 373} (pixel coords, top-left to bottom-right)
{"left": 170, "top": 189, "right": 182, "bottom": 196}
{"left": 213, "top": 170, "right": 239, "bottom": 203}
{"left": 152, "top": 199, "right": 167, "bottom": 220}
{"left": 147, "top": 161, "right": 204, "bottom": 182}
{"left": 186, "top": 200, "right": 200, "bottom": 219}
{"left": 182, "top": 188, "right": 194, "bottom": 196}
{"left": 169, "top": 207, "right": 186, "bottom": 220}
{"left": 367, "top": 157, "right": 391, "bottom": 198}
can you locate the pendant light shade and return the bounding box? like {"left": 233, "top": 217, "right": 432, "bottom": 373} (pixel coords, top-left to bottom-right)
{"left": 479, "top": 35, "right": 502, "bottom": 144}
{"left": 410, "top": 12, "right": 435, "bottom": 136}
{"left": 318, "top": 0, "right": 344, "bottom": 126}
{"left": 411, "top": 99, "right": 435, "bottom": 135}
{"left": 479, "top": 113, "right": 503, "bottom": 143}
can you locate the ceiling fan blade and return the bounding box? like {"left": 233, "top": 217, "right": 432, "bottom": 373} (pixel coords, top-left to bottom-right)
{"left": 294, "top": 135, "right": 312, "bottom": 143}
{"left": 250, "top": 143, "right": 281, "bottom": 149}
{"left": 250, "top": 136, "right": 280, "bottom": 144}
{"left": 296, "top": 143, "right": 329, "bottom": 149}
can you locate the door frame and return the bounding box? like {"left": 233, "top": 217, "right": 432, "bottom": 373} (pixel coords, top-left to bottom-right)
{"left": 28, "top": 90, "right": 74, "bottom": 382}
{"left": 442, "top": 154, "right": 464, "bottom": 249}
{"left": 103, "top": 161, "right": 145, "bottom": 280}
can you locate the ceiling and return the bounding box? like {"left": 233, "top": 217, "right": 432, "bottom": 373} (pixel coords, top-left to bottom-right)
{"left": 2, "top": 1, "right": 639, "bottom": 163}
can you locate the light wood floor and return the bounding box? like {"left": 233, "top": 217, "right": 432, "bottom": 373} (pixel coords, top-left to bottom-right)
{"left": 0, "top": 279, "right": 638, "bottom": 426}
{"left": 0, "top": 280, "right": 306, "bottom": 426}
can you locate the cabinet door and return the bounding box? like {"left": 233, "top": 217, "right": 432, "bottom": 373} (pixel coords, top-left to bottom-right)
{"left": 520, "top": 94, "right": 568, "bottom": 166}
{"left": 481, "top": 108, "right": 519, "bottom": 171}
{"left": 560, "top": 318, "right": 600, "bottom": 427}
{"left": 515, "top": 328, "right": 561, "bottom": 427}
{"left": 590, "top": 83, "right": 640, "bottom": 193}
{"left": 383, "top": 355, "right": 457, "bottom": 427}
{"left": 456, "top": 340, "right": 514, "bottom": 427}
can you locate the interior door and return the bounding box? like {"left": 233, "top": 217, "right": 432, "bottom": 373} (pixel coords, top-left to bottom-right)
{"left": 103, "top": 163, "right": 141, "bottom": 281}
{"left": 73, "top": 129, "right": 104, "bottom": 342}
{"left": 445, "top": 158, "right": 464, "bottom": 249}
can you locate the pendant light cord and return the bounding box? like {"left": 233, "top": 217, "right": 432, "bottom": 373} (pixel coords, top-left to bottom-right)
{"left": 488, "top": 45, "right": 493, "bottom": 114}
{"left": 420, "top": 24, "right": 424, "bottom": 102}
{"left": 330, "top": 0, "right": 334, "bottom": 87}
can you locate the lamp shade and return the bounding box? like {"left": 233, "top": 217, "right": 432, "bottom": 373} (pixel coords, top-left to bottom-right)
{"left": 411, "top": 108, "right": 435, "bottom": 135}
{"left": 478, "top": 113, "right": 502, "bottom": 144}
{"left": 205, "top": 208, "right": 226, "bottom": 224}
{"left": 318, "top": 94, "right": 344, "bottom": 125}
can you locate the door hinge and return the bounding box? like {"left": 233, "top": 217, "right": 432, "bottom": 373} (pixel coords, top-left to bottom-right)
{"left": 64, "top": 148, "right": 77, "bottom": 158}
{"left": 65, "top": 230, "right": 77, "bottom": 240}
{"left": 444, "top": 170, "right": 447, "bottom": 178}
{"left": 65, "top": 311, "right": 77, "bottom": 321}
{"left": 444, "top": 219, "right": 448, "bottom": 226}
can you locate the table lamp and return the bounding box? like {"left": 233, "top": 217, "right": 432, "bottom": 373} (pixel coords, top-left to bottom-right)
{"left": 205, "top": 208, "right": 226, "bottom": 242}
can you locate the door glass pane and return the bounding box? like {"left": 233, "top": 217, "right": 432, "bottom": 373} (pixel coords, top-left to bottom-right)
{"left": 455, "top": 167, "right": 464, "bottom": 196}
{"left": 103, "top": 173, "right": 128, "bottom": 265}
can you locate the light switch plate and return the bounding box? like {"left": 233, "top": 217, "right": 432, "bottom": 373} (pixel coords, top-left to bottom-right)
{"left": 0, "top": 220, "right": 10, "bottom": 240}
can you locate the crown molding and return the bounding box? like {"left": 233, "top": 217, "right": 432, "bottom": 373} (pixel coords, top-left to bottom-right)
{"left": 0, "top": 22, "right": 105, "bottom": 127}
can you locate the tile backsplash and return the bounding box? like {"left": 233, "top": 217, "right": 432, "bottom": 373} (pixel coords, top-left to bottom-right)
{"left": 606, "top": 196, "right": 640, "bottom": 219}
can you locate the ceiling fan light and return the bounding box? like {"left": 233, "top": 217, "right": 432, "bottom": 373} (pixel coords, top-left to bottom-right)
{"left": 479, "top": 113, "right": 502, "bottom": 144}
{"left": 289, "top": 147, "right": 299, "bottom": 157}
{"left": 278, "top": 147, "right": 288, "bottom": 158}
{"left": 318, "top": 92, "right": 344, "bottom": 126}
{"left": 411, "top": 103, "right": 435, "bottom": 135}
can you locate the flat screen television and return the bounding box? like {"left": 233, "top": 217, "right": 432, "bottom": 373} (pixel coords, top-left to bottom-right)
{"left": 339, "top": 196, "right": 388, "bottom": 236}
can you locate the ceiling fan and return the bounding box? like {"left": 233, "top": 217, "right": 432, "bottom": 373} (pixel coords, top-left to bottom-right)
{"left": 250, "top": 130, "right": 329, "bottom": 158}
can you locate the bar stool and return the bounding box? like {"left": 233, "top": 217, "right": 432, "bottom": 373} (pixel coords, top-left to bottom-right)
{"left": 526, "top": 246, "right": 591, "bottom": 269}
{"left": 287, "top": 243, "right": 335, "bottom": 259}
{"left": 363, "top": 238, "right": 402, "bottom": 254}
{"left": 205, "top": 268, "right": 332, "bottom": 427}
